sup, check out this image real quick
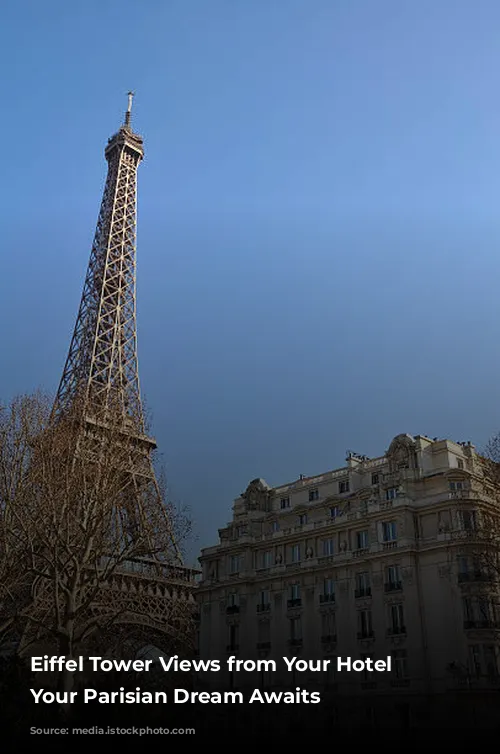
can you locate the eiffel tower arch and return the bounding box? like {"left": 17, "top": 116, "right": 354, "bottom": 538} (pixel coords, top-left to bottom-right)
{"left": 20, "top": 95, "right": 198, "bottom": 659}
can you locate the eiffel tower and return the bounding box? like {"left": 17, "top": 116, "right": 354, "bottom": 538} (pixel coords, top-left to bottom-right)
{"left": 47, "top": 94, "right": 197, "bottom": 649}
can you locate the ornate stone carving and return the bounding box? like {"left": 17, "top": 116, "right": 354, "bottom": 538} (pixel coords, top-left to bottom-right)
{"left": 306, "top": 546, "right": 314, "bottom": 559}
{"left": 241, "top": 478, "right": 274, "bottom": 512}
{"left": 386, "top": 434, "right": 417, "bottom": 472}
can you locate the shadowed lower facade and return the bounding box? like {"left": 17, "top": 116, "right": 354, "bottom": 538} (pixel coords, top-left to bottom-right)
{"left": 196, "top": 433, "right": 500, "bottom": 728}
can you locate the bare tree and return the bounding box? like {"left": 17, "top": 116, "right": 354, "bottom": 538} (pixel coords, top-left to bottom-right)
{"left": 474, "top": 434, "right": 500, "bottom": 577}
{"left": 0, "top": 392, "right": 51, "bottom": 643}
{"left": 0, "top": 392, "right": 196, "bottom": 691}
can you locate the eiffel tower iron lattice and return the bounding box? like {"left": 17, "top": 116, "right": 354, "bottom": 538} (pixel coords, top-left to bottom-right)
{"left": 52, "top": 94, "right": 186, "bottom": 573}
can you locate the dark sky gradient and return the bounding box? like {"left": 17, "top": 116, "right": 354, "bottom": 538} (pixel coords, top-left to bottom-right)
{"left": 2, "top": 1, "right": 500, "bottom": 563}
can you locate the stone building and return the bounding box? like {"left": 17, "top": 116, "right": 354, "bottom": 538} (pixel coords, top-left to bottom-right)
{"left": 196, "top": 433, "right": 500, "bottom": 727}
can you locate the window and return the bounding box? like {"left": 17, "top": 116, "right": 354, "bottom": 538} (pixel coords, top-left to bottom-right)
{"left": 356, "top": 530, "right": 369, "bottom": 549}
{"left": 228, "top": 592, "right": 239, "bottom": 607}
{"left": 330, "top": 506, "right": 339, "bottom": 519}
{"left": 355, "top": 571, "right": 371, "bottom": 597}
{"left": 260, "top": 667, "right": 271, "bottom": 688}
{"left": 361, "top": 653, "right": 374, "bottom": 681}
{"left": 259, "top": 589, "right": 270, "bottom": 608}
{"left": 389, "top": 603, "right": 405, "bottom": 634}
{"left": 483, "top": 645, "right": 498, "bottom": 678}
{"left": 478, "top": 597, "right": 494, "bottom": 623}
{"left": 386, "top": 488, "right": 398, "bottom": 501}
{"left": 291, "top": 544, "right": 301, "bottom": 563}
{"left": 229, "top": 555, "right": 241, "bottom": 574}
{"left": 323, "top": 578, "right": 335, "bottom": 597}
{"left": 382, "top": 521, "right": 397, "bottom": 542}
{"left": 457, "top": 555, "right": 483, "bottom": 581}
{"left": 358, "top": 609, "right": 373, "bottom": 638}
{"left": 290, "top": 583, "right": 301, "bottom": 601}
{"left": 257, "top": 620, "right": 270, "bottom": 644}
{"left": 228, "top": 624, "right": 239, "bottom": 650}
{"left": 261, "top": 550, "right": 272, "bottom": 569}
{"left": 458, "top": 510, "right": 477, "bottom": 531}
{"left": 449, "top": 481, "right": 464, "bottom": 491}
{"left": 463, "top": 596, "right": 495, "bottom": 627}
{"left": 392, "top": 650, "right": 408, "bottom": 679}
{"left": 469, "top": 645, "right": 481, "bottom": 678}
{"left": 309, "top": 489, "right": 319, "bottom": 502}
{"left": 371, "top": 473, "right": 379, "bottom": 486}
{"left": 289, "top": 617, "right": 302, "bottom": 642}
{"left": 463, "top": 596, "right": 474, "bottom": 623}
{"left": 298, "top": 513, "right": 308, "bottom": 525}
{"left": 323, "top": 538, "right": 335, "bottom": 556}
{"left": 339, "top": 479, "right": 350, "bottom": 494}
{"left": 385, "top": 564, "right": 401, "bottom": 590}
{"left": 272, "top": 520, "right": 280, "bottom": 532}
{"left": 280, "top": 497, "right": 290, "bottom": 509}
{"left": 321, "top": 612, "right": 336, "bottom": 640}
{"left": 457, "top": 459, "right": 464, "bottom": 469}
{"left": 457, "top": 555, "right": 469, "bottom": 575}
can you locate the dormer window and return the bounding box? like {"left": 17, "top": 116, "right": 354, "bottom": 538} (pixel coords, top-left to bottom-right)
{"left": 280, "top": 497, "right": 291, "bottom": 509}
{"left": 339, "top": 479, "right": 350, "bottom": 494}
{"left": 309, "top": 489, "right": 319, "bottom": 502}
{"left": 298, "top": 513, "right": 308, "bottom": 526}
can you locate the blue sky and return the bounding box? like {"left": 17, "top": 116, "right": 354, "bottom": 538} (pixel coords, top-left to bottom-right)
{"left": 2, "top": 1, "right": 500, "bottom": 563}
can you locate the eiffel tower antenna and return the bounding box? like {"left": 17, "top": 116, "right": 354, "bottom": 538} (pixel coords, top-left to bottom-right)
{"left": 125, "top": 90, "right": 134, "bottom": 127}
{"left": 52, "top": 94, "right": 182, "bottom": 563}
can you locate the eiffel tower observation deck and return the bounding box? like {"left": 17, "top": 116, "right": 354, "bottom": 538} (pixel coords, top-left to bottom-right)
{"left": 45, "top": 94, "right": 198, "bottom": 651}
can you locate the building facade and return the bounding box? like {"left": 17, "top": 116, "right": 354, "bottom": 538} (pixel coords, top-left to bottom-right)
{"left": 196, "top": 433, "right": 500, "bottom": 726}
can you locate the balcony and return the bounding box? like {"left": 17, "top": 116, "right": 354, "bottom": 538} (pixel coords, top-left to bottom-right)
{"left": 288, "top": 638, "right": 303, "bottom": 646}
{"left": 355, "top": 587, "right": 371, "bottom": 598}
{"left": 458, "top": 572, "right": 493, "bottom": 584}
{"left": 319, "top": 594, "right": 335, "bottom": 604}
{"left": 353, "top": 548, "right": 369, "bottom": 558}
{"left": 357, "top": 631, "right": 374, "bottom": 640}
{"left": 320, "top": 634, "right": 337, "bottom": 643}
{"left": 257, "top": 603, "right": 271, "bottom": 613}
{"left": 226, "top": 605, "right": 240, "bottom": 614}
{"left": 387, "top": 626, "right": 406, "bottom": 636}
{"left": 382, "top": 541, "right": 398, "bottom": 551}
{"left": 256, "top": 642, "right": 271, "bottom": 650}
{"left": 384, "top": 581, "right": 402, "bottom": 593}
{"left": 287, "top": 598, "right": 302, "bottom": 609}
{"left": 464, "top": 620, "right": 500, "bottom": 630}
